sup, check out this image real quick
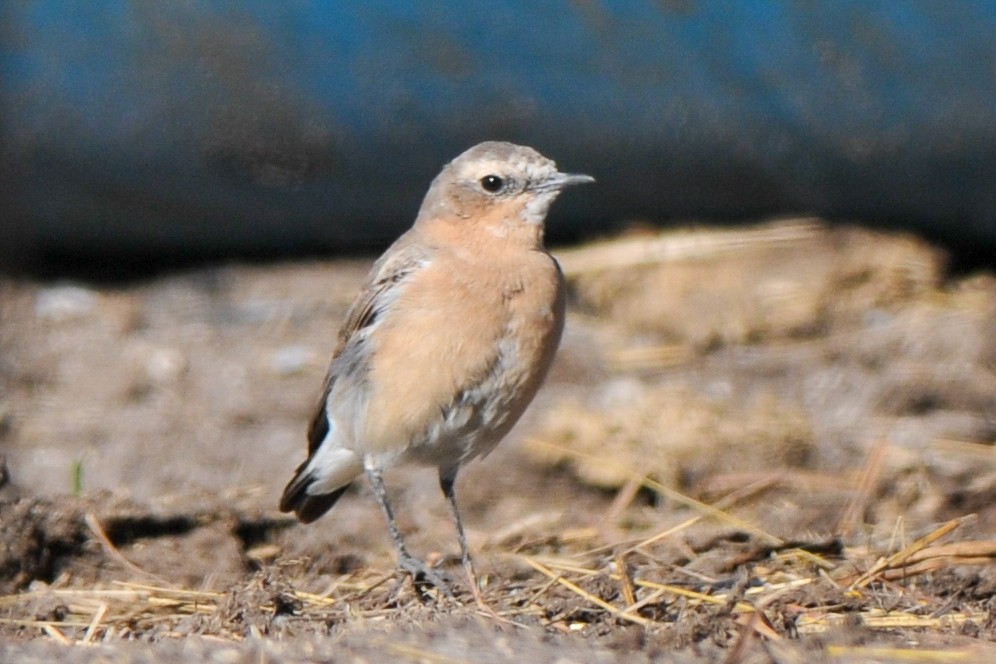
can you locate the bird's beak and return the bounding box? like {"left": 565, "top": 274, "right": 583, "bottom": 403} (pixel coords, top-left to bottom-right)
{"left": 537, "top": 172, "right": 596, "bottom": 192}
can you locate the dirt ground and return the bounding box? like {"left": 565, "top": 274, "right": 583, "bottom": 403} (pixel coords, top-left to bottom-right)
{"left": 1, "top": 219, "right": 995, "bottom": 663}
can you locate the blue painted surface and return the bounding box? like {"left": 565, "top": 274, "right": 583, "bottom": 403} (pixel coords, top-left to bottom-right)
{"left": 1, "top": 1, "right": 994, "bottom": 263}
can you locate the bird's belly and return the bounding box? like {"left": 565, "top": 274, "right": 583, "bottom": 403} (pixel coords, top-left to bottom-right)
{"left": 382, "top": 332, "right": 541, "bottom": 470}
{"left": 406, "top": 390, "right": 512, "bottom": 465}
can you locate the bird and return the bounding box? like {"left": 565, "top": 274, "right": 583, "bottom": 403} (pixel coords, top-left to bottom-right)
{"left": 279, "top": 141, "right": 593, "bottom": 593}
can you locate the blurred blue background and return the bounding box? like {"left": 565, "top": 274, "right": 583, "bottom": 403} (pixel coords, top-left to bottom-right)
{"left": 2, "top": 1, "right": 994, "bottom": 273}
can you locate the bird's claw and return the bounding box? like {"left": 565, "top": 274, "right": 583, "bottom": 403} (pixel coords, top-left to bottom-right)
{"left": 397, "top": 553, "right": 454, "bottom": 599}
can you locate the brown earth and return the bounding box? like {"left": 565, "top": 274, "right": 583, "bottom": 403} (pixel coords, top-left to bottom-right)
{"left": 1, "top": 219, "right": 995, "bottom": 663}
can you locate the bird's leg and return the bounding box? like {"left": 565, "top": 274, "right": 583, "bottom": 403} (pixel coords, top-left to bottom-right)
{"left": 440, "top": 469, "right": 501, "bottom": 615}
{"left": 366, "top": 465, "right": 452, "bottom": 597}
{"left": 439, "top": 470, "right": 475, "bottom": 579}
{"left": 439, "top": 470, "right": 524, "bottom": 625}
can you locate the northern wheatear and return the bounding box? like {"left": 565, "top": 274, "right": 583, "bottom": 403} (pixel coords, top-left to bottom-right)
{"left": 279, "top": 141, "right": 593, "bottom": 592}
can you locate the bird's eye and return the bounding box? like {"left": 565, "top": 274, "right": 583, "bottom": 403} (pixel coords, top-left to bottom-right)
{"left": 480, "top": 175, "right": 505, "bottom": 193}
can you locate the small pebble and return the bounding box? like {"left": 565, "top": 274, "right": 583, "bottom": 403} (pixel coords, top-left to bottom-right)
{"left": 34, "top": 285, "right": 96, "bottom": 322}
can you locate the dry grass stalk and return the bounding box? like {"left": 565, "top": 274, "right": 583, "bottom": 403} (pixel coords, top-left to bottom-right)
{"left": 81, "top": 602, "right": 107, "bottom": 644}
{"left": 603, "top": 343, "right": 694, "bottom": 372}
{"left": 849, "top": 517, "right": 966, "bottom": 589}
{"left": 877, "top": 540, "right": 996, "bottom": 580}
{"left": 824, "top": 645, "right": 978, "bottom": 662}
{"left": 614, "top": 553, "right": 637, "bottom": 607}
{"left": 801, "top": 610, "right": 983, "bottom": 633}
{"left": 620, "top": 474, "right": 785, "bottom": 556}
{"left": 930, "top": 438, "right": 996, "bottom": 462}
{"left": 41, "top": 623, "right": 72, "bottom": 645}
{"left": 388, "top": 643, "right": 476, "bottom": 664}
{"left": 84, "top": 512, "right": 164, "bottom": 583}
{"left": 525, "top": 437, "right": 784, "bottom": 546}
{"left": 835, "top": 439, "right": 890, "bottom": 536}
{"left": 904, "top": 540, "right": 996, "bottom": 562}
{"left": 555, "top": 218, "right": 824, "bottom": 277}
{"left": 521, "top": 557, "right": 651, "bottom": 626}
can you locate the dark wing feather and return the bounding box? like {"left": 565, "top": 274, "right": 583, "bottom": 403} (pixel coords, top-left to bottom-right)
{"left": 279, "top": 472, "right": 348, "bottom": 523}
{"left": 305, "top": 238, "right": 432, "bottom": 456}
{"left": 282, "top": 240, "right": 431, "bottom": 523}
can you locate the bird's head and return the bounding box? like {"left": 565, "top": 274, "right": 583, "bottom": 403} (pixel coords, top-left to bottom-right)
{"left": 416, "top": 141, "right": 593, "bottom": 242}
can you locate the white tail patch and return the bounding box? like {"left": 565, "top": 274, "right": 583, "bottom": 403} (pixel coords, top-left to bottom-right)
{"left": 306, "top": 436, "right": 364, "bottom": 496}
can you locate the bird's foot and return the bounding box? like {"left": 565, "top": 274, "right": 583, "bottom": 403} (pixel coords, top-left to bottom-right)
{"left": 396, "top": 553, "right": 454, "bottom": 600}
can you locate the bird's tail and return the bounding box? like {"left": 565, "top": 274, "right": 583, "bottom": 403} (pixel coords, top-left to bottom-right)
{"left": 279, "top": 445, "right": 363, "bottom": 524}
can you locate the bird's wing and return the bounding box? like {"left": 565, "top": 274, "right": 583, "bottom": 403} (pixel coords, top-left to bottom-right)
{"left": 306, "top": 237, "right": 432, "bottom": 455}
